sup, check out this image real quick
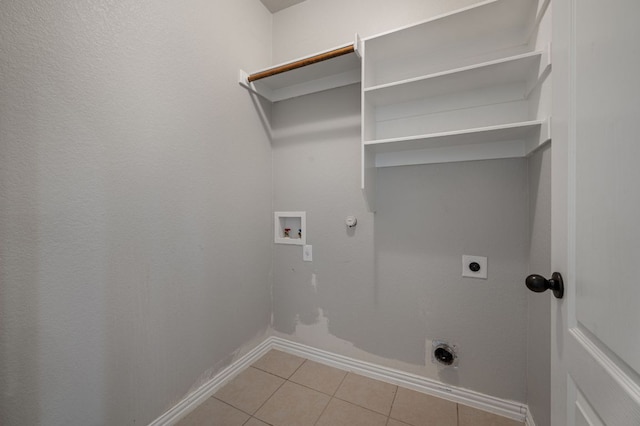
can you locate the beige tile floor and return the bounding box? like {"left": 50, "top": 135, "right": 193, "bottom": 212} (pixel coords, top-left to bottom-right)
{"left": 177, "top": 349, "right": 523, "bottom": 426}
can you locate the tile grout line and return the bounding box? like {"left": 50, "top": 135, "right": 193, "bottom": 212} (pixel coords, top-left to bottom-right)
{"left": 288, "top": 372, "right": 349, "bottom": 398}
{"left": 241, "top": 414, "right": 268, "bottom": 426}
{"left": 283, "top": 358, "right": 353, "bottom": 399}
{"left": 389, "top": 384, "right": 399, "bottom": 416}
{"left": 288, "top": 357, "right": 308, "bottom": 378}
{"left": 212, "top": 397, "right": 255, "bottom": 420}
{"left": 245, "top": 416, "right": 273, "bottom": 426}
{"left": 249, "top": 364, "right": 297, "bottom": 382}
{"left": 312, "top": 396, "right": 331, "bottom": 425}
{"left": 250, "top": 373, "right": 288, "bottom": 420}
{"left": 331, "top": 394, "right": 397, "bottom": 419}
{"left": 332, "top": 370, "right": 349, "bottom": 397}
{"left": 331, "top": 372, "right": 400, "bottom": 418}
{"left": 312, "top": 362, "right": 351, "bottom": 425}
{"left": 212, "top": 396, "right": 254, "bottom": 418}
{"left": 283, "top": 356, "right": 337, "bottom": 425}
{"left": 287, "top": 377, "right": 341, "bottom": 397}
{"left": 217, "top": 364, "right": 292, "bottom": 420}
{"left": 251, "top": 349, "right": 307, "bottom": 379}
{"left": 386, "top": 384, "right": 400, "bottom": 425}
{"left": 250, "top": 354, "right": 309, "bottom": 425}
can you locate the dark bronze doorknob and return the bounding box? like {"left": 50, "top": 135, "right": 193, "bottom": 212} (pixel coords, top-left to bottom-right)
{"left": 525, "top": 272, "right": 564, "bottom": 299}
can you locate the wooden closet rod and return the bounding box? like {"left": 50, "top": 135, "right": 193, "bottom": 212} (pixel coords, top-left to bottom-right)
{"left": 247, "top": 45, "right": 355, "bottom": 82}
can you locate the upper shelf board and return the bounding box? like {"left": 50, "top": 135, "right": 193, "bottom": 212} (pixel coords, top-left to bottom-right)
{"left": 363, "top": 0, "right": 539, "bottom": 64}
{"left": 364, "top": 50, "right": 547, "bottom": 107}
{"left": 239, "top": 38, "right": 362, "bottom": 102}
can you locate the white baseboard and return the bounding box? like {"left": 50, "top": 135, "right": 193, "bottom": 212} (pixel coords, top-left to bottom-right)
{"left": 269, "top": 337, "right": 527, "bottom": 423}
{"left": 148, "top": 338, "right": 273, "bottom": 426}
{"left": 149, "top": 336, "right": 528, "bottom": 425}
{"left": 525, "top": 408, "right": 537, "bottom": 426}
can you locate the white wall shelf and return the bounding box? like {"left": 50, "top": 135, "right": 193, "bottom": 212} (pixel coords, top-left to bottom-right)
{"left": 364, "top": 50, "right": 548, "bottom": 107}
{"left": 238, "top": 0, "right": 550, "bottom": 213}
{"left": 239, "top": 37, "right": 362, "bottom": 103}
{"left": 359, "top": 0, "right": 550, "bottom": 211}
{"left": 362, "top": 0, "right": 540, "bottom": 88}
{"left": 365, "top": 120, "right": 550, "bottom": 168}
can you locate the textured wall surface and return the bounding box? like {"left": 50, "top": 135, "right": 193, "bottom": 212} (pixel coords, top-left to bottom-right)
{"left": 0, "top": 1, "right": 273, "bottom": 424}
{"left": 1, "top": 0, "right": 553, "bottom": 422}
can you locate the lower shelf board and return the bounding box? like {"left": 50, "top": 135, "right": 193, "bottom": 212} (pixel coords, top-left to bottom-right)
{"left": 360, "top": 119, "right": 551, "bottom": 212}
{"left": 364, "top": 120, "right": 549, "bottom": 167}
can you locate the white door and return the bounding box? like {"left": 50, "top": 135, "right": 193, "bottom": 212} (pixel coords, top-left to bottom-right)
{"left": 551, "top": 0, "right": 640, "bottom": 425}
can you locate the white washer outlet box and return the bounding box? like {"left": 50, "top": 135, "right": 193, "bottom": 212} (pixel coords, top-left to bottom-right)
{"left": 462, "top": 255, "right": 487, "bottom": 279}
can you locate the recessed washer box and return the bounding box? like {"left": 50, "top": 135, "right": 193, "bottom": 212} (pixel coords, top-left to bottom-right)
{"left": 274, "top": 211, "right": 306, "bottom": 245}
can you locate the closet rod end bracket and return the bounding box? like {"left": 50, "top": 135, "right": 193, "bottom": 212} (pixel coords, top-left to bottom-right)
{"left": 354, "top": 33, "right": 363, "bottom": 59}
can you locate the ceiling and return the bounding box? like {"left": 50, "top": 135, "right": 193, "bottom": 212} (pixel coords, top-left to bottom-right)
{"left": 259, "top": 0, "right": 307, "bottom": 13}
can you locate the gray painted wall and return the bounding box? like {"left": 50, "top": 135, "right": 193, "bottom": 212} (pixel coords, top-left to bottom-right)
{"left": 271, "top": 82, "right": 530, "bottom": 401}
{"left": 270, "top": 0, "right": 539, "bottom": 403}
{"left": 527, "top": 145, "right": 552, "bottom": 426}
{"left": 0, "top": 1, "right": 273, "bottom": 424}
{"left": 270, "top": 0, "right": 555, "bottom": 406}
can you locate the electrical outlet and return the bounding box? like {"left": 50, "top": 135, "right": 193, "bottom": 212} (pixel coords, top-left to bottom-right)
{"left": 462, "top": 255, "right": 487, "bottom": 279}
{"left": 303, "top": 245, "right": 312, "bottom": 262}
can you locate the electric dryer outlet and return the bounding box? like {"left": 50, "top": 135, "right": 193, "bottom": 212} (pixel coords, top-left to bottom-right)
{"left": 462, "top": 255, "right": 487, "bottom": 279}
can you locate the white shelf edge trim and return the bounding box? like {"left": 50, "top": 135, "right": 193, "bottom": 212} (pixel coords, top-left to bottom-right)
{"left": 525, "top": 44, "right": 552, "bottom": 99}
{"left": 364, "top": 120, "right": 545, "bottom": 146}
{"left": 374, "top": 140, "right": 527, "bottom": 167}
{"left": 364, "top": 50, "right": 544, "bottom": 93}
{"left": 525, "top": 119, "right": 552, "bottom": 156}
{"left": 149, "top": 336, "right": 528, "bottom": 425}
